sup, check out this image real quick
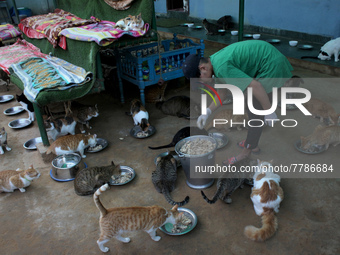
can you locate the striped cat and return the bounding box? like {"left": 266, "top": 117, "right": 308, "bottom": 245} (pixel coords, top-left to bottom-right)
{"left": 67, "top": 102, "right": 99, "bottom": 133}
{"left": 152, "top": 154, "right": 189, "bottom": 206}
{"left": 0, "top": 127, "right": 11, "bottom": 155}
{"left": 74, "top": 161, "right": 120, "bottom": 196}
{"left": 244, "top": 160, "right": 284, "bottom": 242}
{"left": 94, "top": 184, "right": 183, "bottom": 253}
{"left": 46, "top": 133, "right": 97, "bottom": 158}
{"left": 0, "top": 165, "right": 40, "bottom": 193}
{"left": 300, "top": 125, "right": 340, "bottom": 151}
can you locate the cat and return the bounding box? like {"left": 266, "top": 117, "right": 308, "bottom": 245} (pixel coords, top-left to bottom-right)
{"left": 44, "top": 116, "right": 77, "bottom": 141}
{"left": 74, "top": 161, "right": 121, "bottom": 196}
{"left": 155, "top": 96, "right": 200, "bottom": 119}
{"left": 201, "top": 158, "right": 252, "bottom": 204}
{"left": 152, "top": 154, "right": 189, "bottom": 206}
{"left": 183, "top": 0, "right": 189, "bottom": 12}
{"left": 130, "top": 99, "right": 150, "bottom": 132}
{"left": 205, "top": 109, "right": 248, "bottom": 131}
{"left": 244, "top": 159, "right": 284, "bottom": 242}
{"left": 16, "top": 93, "right": 35, "bottom": 122}
{"left": 67, "top": 102, "right": 99, "bottom": 133}
{"left": 202, "top": 19, "right": 220, "bottom": 35}
{"left": 303, "top": 98, "right": 340, "bottom": 125}
{"left": 115, "top": 13, "right": 144, "bottom": 31}
{"left": 300, "top": 125, "right": 340, "bottom": 151}
{"left": 216, "top": 15, "right": 232, "bottom": 30}
{"left": 0, "top": 127, "right": 11, "bottom": 155}
{"left": 0, "top": 165, "right": 40, "bottom": 193}
{"left": 148, "top": 126, "right": 208, "bottom": 150}
{"left": 282, "top": 75, "right": 304, "bottom": 99}
{"left": 46, "top": 133, "right": 97, "bottom": 158}
{"left": 145, "top": 82, "right": 168, "bottom": 103}
{"left": 318, "top": 37, "right": 340, "bottom": 62}
{"left": 94, "top": 183, "right": 183, "bottom": 253}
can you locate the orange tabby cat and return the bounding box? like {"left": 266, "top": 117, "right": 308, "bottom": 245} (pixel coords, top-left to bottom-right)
{"left": 94, "top": 184, "right": 183, "bottom": 253}
{"left": 300, "top": 125, "right": 340, "bottom": 151}
{"left": 244, "top": 160, "right": 284, "bottom": 242}
{"left": 303, "top": 98, "right": 340, "bottom": 125}
{"left": 0, "top": 165, "right": 40, "bottom": 193}
{"left": 205, "top": 109, "right": 248, "bottom": 131}
{"left": 46, "top": 133, "right": 97, "bottom": 158}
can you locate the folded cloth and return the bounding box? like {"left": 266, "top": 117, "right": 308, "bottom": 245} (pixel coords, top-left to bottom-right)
{"left": 0, "top": 39, "right": 47, "bottom": 74}
{"left": 60, "top": 19, "right": 149, "bottom": 46}
{"left": 0, "top": 24, "right": 21, "bottom": 41}
{"left": 9, "top": 56, "right": 92, "bottom": 102}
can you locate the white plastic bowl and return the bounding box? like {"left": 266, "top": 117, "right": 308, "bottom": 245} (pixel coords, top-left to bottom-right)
{"left": 187, "top": 23, "right": 194, "bottom": 28}
{"left": 253, "top": 34, "right": 261, "bottom": 39}
{"left": 289, "top": 40, "right": 298, "bottom": 47}
{"left": 231, "top": 30, "right": 238, "bottom": 36}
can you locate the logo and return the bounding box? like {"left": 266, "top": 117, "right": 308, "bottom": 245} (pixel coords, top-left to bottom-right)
{"left": 199, "top": 82, "right": 312, "bottom": 128}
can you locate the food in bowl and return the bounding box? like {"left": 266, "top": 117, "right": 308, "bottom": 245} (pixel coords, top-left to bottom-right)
{"left": 171, "top": 214, "right": 192, "bottom": 233}
{"left": 231, "top": 30, "right": 238, "bottom": 36}
{"left": 289, "top": 40, "right": 298, "bottom": 47}
{"left": 180, "top": 138, "right": 215, "bottom": 155}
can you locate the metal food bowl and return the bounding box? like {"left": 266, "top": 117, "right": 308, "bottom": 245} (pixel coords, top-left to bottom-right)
{"left": 294, "top": 140, "right": 326, "bottom": 155}
{"left": 87, "top": 138, "right": 108, "bottom": 153}
{"left": 50, "top": 153, "right": 86, "bottom": 181}
{"left": 23, "top": 137, "right": 42, "bottom": 150}
{"left": 0, "top": 95, "right": 14, "bottom": 103}
{"left": 4, "top": 106, "right": 24, "bottom": 115}
{"left": 130, "top": 125, "right": 156, "bottom": 139}
{"left": 209, "top": 132, "right": 229, "bottom": 150}
{"left": 266, "top": 39, "right": 281, "bottom": 44}
{"left": 8, "top": 118, "right": 32, "bottom": 129}
{"left": 109, "top": 166, "right": 136, "bottom": 186}
{"left": 159, "top": 207, "right": 198, "bottom": 236}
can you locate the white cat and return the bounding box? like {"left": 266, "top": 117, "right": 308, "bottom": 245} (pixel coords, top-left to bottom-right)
{"left": 44, "top": 116, "right": 77, "bottom": 141}
{"left": 183, "top": 0, "right": 189, "bottom": 12}
{"left": 244, "top": 159, "right": 284, "bottom": 242}
{"left": 318, "top": 37, "right": 340, "bottom": 62}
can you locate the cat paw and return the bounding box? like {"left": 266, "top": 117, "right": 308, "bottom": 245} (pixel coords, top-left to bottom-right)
{"left": 82, "top": 155, "right": 86, "bottom": 158}
{"left": 19, "top": 188, "right": 26, "bottom": 192}
{"left": 81, "top": 130, "right": 85, "bottom": 134}
{"left": 101, "top": 247, "right": 109, "bottom": 253}
{"left": 6, "top": 147, "right": 11, "bottom": 151}
{"left": 0, "top": 151, "right": 4, "bottom": 155}
{"left": 152, "top": 236, "right": 161, "bottom": 241}
{"left": 122, "top": 237, "right": 130, "bottom": 243}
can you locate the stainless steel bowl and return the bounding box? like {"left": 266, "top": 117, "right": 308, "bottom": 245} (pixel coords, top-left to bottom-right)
{"left": 8, "top": 118, "right": 32, "bottom": 129}
{"left": 130, "top": 125, "right": 156, "bottom": 139}
{"left": 23, "top": 137, "right": 42, "bottom": 150}
{"left": 50, "top": 153, "right": 86, "bottom": 181}
{"left": 109, "top": 166, "right": 135, "bottom": 185}
{"left": 4, "top": 106, "right": 24, "bottom": 115}
{"left": 0, "top": 95, "right": 14, "bottom": 103}
{"left": 295, "top": 140, "right": 326, "bottom": 155}
{"left": 159, "top": 207, "right": 198, "bottom": 236}
{"left": 209, "top": 132, "right": 229, "bottom": 150}
{"left": 87, "top": 138, "right": 108, "bottom": 153}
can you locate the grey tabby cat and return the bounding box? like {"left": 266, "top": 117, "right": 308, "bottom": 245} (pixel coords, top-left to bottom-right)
{"left": 67, "top": 101, "right": 99, "bottom": 133}
{"left": 201, "top": 158, "right": 253, "bottom": 204}
{"left": 0, "top": 127, "right": 11, "bottom": 155}
{"left": 74, "top": 161, "right": 121, "bottom": 196}
{"left": 152, "top": 154, "right": 189, "bottom": 206}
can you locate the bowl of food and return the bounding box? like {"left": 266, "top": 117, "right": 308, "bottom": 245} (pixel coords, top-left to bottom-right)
{"left": 23, "top": 137, "right": 42, "bottom": 150}
{"left": 209, "top": 132, "right": 229, "bottom": 150}
{"left": 50, "top": 153, "right": 86, "bottom": 181}
{"left": 294, "top": 140, "right": 326, "bottom": 154}
{"left": 130, "top": 125, "right": 156, "bottom": 139}
{"left": 87, "top": 138, "right": 108, "bottom": 153}
{"left": 159, "top": 207, "right": 197, "bottom": 236}
{"left": 266, "top": 39, "right": 281, "bottom": 44}
{"left": 253, "top": 34, "right": 261, "bottom": 39}
{"left": 289, "top": 40, "right": 298, "bottom": 47}
{"left": 109, "top": 166, "right": 135, "bottom": 185}
{"left": 231, "top": 30, "right": 238, "bottom": 36}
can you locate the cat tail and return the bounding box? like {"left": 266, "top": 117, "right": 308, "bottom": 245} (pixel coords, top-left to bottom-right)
{"left": 148, "top": 143, "right": 174, "bottom": 150}
{"left": 244, "top": 210, "right": 278, "bottom": 242}
{"left": 200, "top": 187, "right": 221, "bottom": 204}
{"left": 93, "top": 184, "right": 109, "bottom": 217}
{"left": 162, "top": 187, "right": 189, "bottom": 206}
{"left": 46, "top": 145, "right": 54, "bottom": 155}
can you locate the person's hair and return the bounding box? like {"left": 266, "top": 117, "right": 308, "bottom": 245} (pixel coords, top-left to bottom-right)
{"left": 199, "top": 57, "right": 209, "bottom": 65}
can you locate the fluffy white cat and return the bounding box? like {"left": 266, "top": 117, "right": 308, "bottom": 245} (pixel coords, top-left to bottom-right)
{"left": 318, "top": 37, "right": 340, "bottom": 62}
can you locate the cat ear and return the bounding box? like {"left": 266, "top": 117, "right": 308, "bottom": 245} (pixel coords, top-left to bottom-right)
{"left": 156, "top": 157, "right": 162, "bottom": 164}
{"left": 171, "top": 204, "right": 179, "bottom": 211}
{"left": 111, "top": 161, "right": 115, "bottom": 166}
{"left": 29, "top": 164, "right": 33, "bottom": 169}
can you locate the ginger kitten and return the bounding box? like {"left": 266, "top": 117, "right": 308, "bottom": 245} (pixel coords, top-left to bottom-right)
{"left": 94, "top": 184, "right": 183, "bottom": 253}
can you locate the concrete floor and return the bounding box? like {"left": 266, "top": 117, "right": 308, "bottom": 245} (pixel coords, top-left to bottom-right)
{"left": 1, "top": 37, "right": 340, "bottom": 254}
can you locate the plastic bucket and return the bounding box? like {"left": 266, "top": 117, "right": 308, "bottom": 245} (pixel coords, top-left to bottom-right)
{"left": 175, "top": 135, "right": 216, "bottom": 189}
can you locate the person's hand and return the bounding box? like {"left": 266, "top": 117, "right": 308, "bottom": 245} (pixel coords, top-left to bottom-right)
{"left": 197, "top": 108, "right": 212, "bottom": 129}
{"left": 264, "top": 112, "right": 279, "bottom": 127}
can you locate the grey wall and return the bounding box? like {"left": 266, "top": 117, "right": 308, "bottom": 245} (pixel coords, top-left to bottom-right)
{"left": 6, "top": 0, "right": 55, "bottom": 16}
{"left": 155, "top": 0, "right": 340, "bottom": 39}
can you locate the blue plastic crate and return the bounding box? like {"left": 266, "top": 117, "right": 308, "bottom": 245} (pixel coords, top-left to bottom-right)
{"left": 116, "top": 34, "right": 204, "bottom": 105}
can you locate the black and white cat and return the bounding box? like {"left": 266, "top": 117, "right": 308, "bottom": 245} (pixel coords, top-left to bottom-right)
{"left": 318, "top": 37, "right": 340, "bottom": 62}
{"left": 0, "top": 127, "right": 11, "bottom": 154}
{"left": 16, "top": 93, "right": 35, "bottom": 122}
{"left": 44, "top": 116, "right": 77, "bottom": 141}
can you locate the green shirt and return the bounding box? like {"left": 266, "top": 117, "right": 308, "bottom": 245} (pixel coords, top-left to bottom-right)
{"left": 210, "top": 40, "right": 293, "bottom": 93}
